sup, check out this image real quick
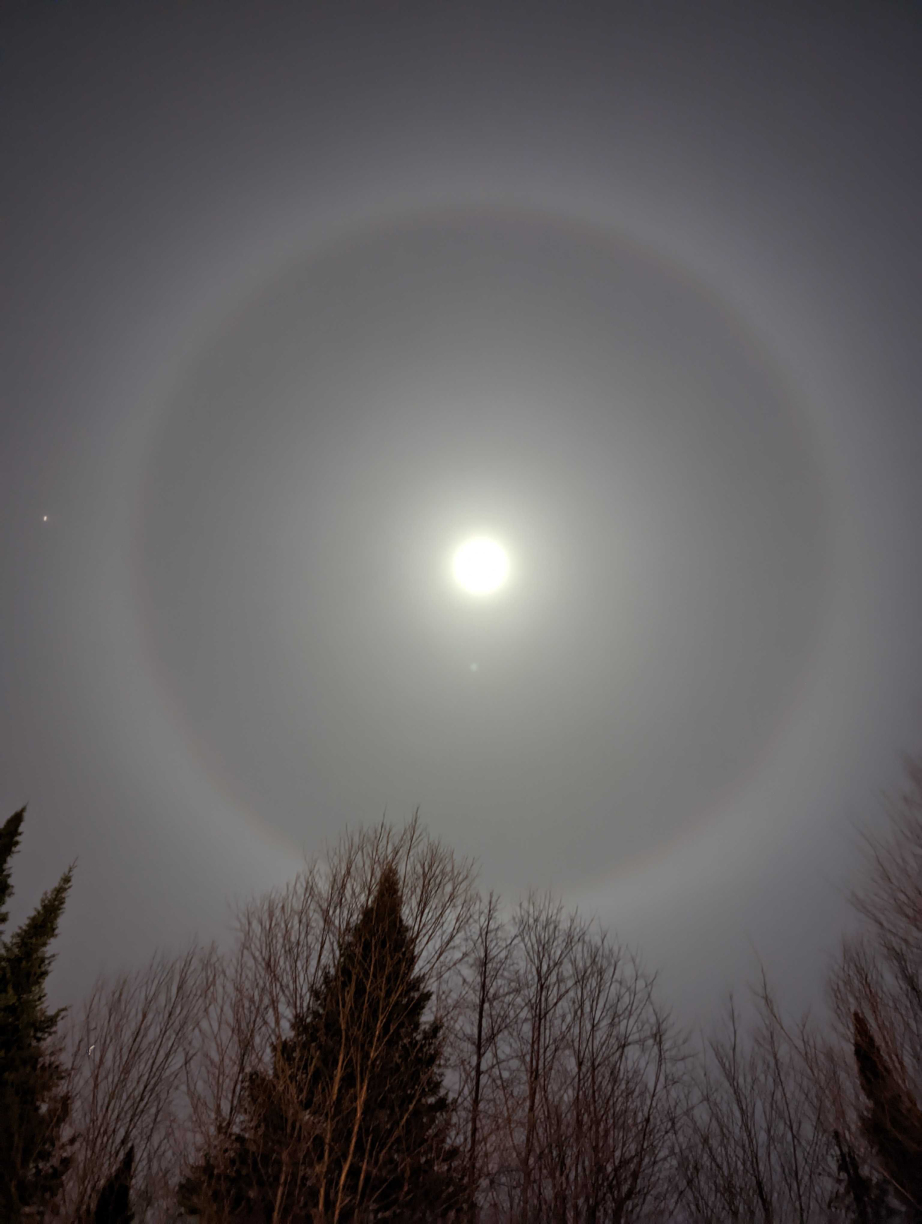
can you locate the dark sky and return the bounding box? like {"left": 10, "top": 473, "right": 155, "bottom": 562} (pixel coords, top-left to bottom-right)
{"left": 3, "top": 1, "right": 922, "bottom": 1025}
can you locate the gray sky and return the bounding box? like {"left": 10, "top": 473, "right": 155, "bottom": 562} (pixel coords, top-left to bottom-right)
{"left": 2, "top": 0, "right": 921, "bottom": 1026}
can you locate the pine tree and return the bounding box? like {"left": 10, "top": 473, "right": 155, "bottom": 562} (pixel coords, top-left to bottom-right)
{"left": 0, "top": 806, "right": 74, "bottom": 1222}
{"left": 181, "top": 864, "right": 461, "bottom": 1222}
{"left": 296, "top": 863, "right": 461, "bottom": 1221}
{"left": 853, "top": 1009, "right": 922, "bottom": 1220}
{"left": 93, "top": 1144, "right": 136, "bottom": 1224}
{"left": 829, "top": 1128, "right": 897, "bottom": 1223}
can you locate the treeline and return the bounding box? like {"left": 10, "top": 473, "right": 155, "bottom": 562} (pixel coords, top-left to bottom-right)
{"left": 3, "top": 765, "right": 922, "bottom": 1222}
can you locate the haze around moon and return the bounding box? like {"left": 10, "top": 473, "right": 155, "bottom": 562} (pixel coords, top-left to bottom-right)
{"left": 136, "top": 210, "right": 833, "bottom": 894}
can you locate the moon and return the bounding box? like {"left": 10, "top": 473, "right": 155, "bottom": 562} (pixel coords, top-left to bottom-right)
{"left": 451, "top": 537, "right": 510, "bottom": 596}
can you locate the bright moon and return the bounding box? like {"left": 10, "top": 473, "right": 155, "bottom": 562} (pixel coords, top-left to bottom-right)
{"left": 452, "top": 537, "right": 510, "bottom": 596}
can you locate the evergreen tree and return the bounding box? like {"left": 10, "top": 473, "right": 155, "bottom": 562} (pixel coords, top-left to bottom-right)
{"left": 181, "top": 864, "right": 461, "bottom": 1222}
{"left": 0, "top": 806, "right": 74, "bottom": 1222}
{"left": 93, "top": 1144, "right": 135, "bottom": 1224}
{"left": 829, "top": 1128, "right": 897, "bottom": 1223}
{"left": 853, "top": 1010, "right": 922, "bottom": 1220}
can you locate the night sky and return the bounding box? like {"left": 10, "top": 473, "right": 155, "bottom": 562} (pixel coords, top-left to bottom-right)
{"left": 3, "top": 1, "right": 922, "bottom": 1024}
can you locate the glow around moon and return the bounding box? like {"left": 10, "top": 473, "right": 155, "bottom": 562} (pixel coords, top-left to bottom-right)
{"left": 451, "top": 537, "right": 511, "bottom": 596}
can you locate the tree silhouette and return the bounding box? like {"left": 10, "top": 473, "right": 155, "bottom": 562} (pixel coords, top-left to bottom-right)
{"left": 853, "top": 1009, "right": 922, "bottom": 1219}
{"left": 0, "top": 807, "right": 74, "bottom": 1222}
{"left": 181, "top": 862, "right": 461, "bottom": 1222}
{"left": 93, "top": 1144, "right": 135, "bottom": 1224}
{"left": 829, "top": 1128, "right": 896, "bottom": 1223}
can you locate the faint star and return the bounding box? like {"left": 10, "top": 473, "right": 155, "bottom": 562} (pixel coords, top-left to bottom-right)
{"left": 42, "top": 515, "right": 48, "bottom": 522}
{"left": 469, "top": 663, "right": 479, "bottom": 672}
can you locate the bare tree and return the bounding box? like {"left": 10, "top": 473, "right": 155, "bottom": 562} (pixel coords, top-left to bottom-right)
{"left": 560, "top": 935, "right": 682, "bottom": 1223}
{"left": 462, "top": 894, "right": 684, "bottom": 1224}
{"left": 673, "top": 978, "right": 851, "bottom": 1224}
{"left": 444, "top": 890, "right": 519, "bottom": 1222}
{"left": 504, "top": 893, "right": 586, "bottom": 1223}
{"left": 54, "top": 945, "right": 212, "bottom": 1223}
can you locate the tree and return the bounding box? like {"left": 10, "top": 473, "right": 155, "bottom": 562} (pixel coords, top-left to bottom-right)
{"left": 0, "top": 806, "right": 74, "bottom": 1222}
{"left": 51, "top": 947, "right": 213, "bottom": 1223}
{"left": 182, "top": 860, "right": 464, "bottom": 1222}
{"left": 469, "top": 894, "right": 684, "bottom": 1224}
{"left": 828, "top": 1128, "right": 896, "bottom": 1224}
{"left": 301, "top": 862, "right": 462, "bottom": 1220}
{"left": 93, "top": 1144, "right": 135, "bottom": 1224}
{"left": 853, "top": 1009, "right": 922, "bottom": 1218}
{"left": 458, "top": 891, "right": 513, "bottom": 1223}
{"left": 672, "top": 978, "right": 843, "bottom": 1224}
{"left": 825, "top": 758, "right": 922, "bottom": 1222}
